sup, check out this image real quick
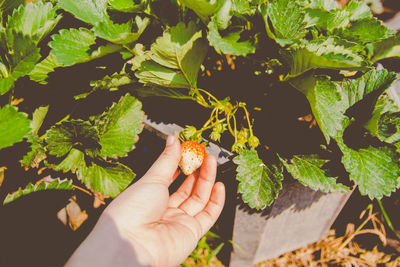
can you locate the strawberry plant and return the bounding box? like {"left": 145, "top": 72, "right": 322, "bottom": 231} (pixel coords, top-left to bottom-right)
{"left": 1, "top": 0, "right": 400, "bottom": 217}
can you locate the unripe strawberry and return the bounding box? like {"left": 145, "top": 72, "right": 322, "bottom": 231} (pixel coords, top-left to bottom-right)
{"left": 248, "top": 135, "right": 260, "bottom": 148}
{"left": 179, "top": 141, "right": 206, "bottom": 175}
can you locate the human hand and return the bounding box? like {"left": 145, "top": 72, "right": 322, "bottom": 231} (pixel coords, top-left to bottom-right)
{"left": 65, "top": 135, "right": 226, "bottom": 267}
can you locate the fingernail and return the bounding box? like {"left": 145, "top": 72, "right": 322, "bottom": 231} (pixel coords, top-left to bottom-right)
{"left": 166, "top": 135, "right": 175, "bottom": 146}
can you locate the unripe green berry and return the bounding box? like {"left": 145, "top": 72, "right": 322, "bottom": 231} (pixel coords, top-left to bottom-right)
{"left": 248, "top": 135, "right": 260, "bottom": 148}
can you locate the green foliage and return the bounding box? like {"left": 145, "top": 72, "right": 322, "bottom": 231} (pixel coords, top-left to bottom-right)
{"left": 180, "top": 0, "right": 223, "bottom": 22}
{"left": 7, "top": 2, "right": 61, "bottom": 43}
{"left": 207, "top": 18, "right": 256, "bottom": 56}
{"left": 292, "top": 69, "right": 397, "bottom": 144}
{"left": 338, "top": 139, "right": 400, "bottom": 199}
{"left": 280, "top": 154, "right": 349, "bottom": 193}
{"left": 282, "top": 37, "right": 367, "bottom": 78}
{"left": 44, "top": 94, "right": 143, "bottom": 197}
{"left": 261, "top": 0, "right": 307, "bottom": 46}
{"left": 53, "top": 148, "right": 85, "bottom": 173}
{"left": 372, "top": 34, "right": 400, "bottom": 62}
{"left": 0, "top": 105, "right": 30, "bottom": 150}
{"left": 46, "top": 120, "right": 101, "bottom": 158}
{"left": 233, "top": 149, "right": 284, "bottom": 209}
{"left": 342, "top": 69, "right": 397, "bottom": 107}
{"left": 134, "top": 22, "right": 208, "bottom": 88}
{"left": 95, "top": 93, "right": 144, "bottom": 158}
{"left": 3, "top": 178, "right": 74, "bottom": 205}
{"left": 77, "top": 161, "right": 135, "bottom": 198}
{"left": 292, "top": 75, "right": 349, "bottom": 143}
{"left": 49, "top": 28, "right": 97, "bottom": 66}
{"left": 21, "top": 134, "right": 46, "bottom": 169}
{"left": 108, "top": 0, "right": 148, "bottom": 13}
{"left": 0, "top": 2, "right": 60, "bottom": 94}
{"left": 3, "top": 0, "right": 400, "bottom": 211}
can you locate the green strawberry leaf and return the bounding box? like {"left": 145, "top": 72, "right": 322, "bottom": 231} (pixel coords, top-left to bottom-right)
{"left": 30, "top": 106, "right": 49, "bottom": 135}
{"left": 5, "top": 32, "right": 41, "bottom": 79}
{"left": 282, "top": 37, "right": 367, "bottom": 78}
{"left": 149, "top": 21, "right": 208, "bottom": 88}
{"left": 180, "top": 0, "right": 223, "bottom": 22}
{"left": 0, "top": 105, "right": 31, "bottom": 150}
{"left": 337, "top": 138, "right": 400, "bottom": 199}
{"left": 94, "top": 94, "right": 144, "bottom": 158}
{"left": 108, "top": 0, "right": 148, "bottom": 13}
{"left": 309, "top": 0, "right": 339, "bottom": 10}
{"left": 135, "top": 61, "right": 190, "bottom": 88}
{"left": 303, "top": 8, "right": 334, "bottom": 28}
{"left": 375, "top": 113, "right": 400, "bottom": 144}
{"left": 77, "top": 161, "right": 135, "bottom": 197}
{"left": 20, "top": 134, "right": 46, "bottom": 169}
{"left": 45, "top": 120, "right": 101, "bottom": 158}
{"left": 0, "top": 0, "right": 24, "bottom": 15}
{"left": 364, "top": 94, "right": 399, "bottom": 139}
{"left": 3, "top": 178, "right": 74, "bottom": 205}
{"left": 280, "top": 154, "right": 349, "bottom": 193}
{"left": 344, "top": 0, "right": 372, "bottom": 21}
{"left": 7, "top": 2, "right": 62, "bottom": 43}
{"left": 53, "top": 148, "right": 85, "bottom": 173}
{"left": 372, "top": 34, "right": 400, "bottom": 62}
{"left": 0, "top": 77, "right": 14, "bottom": 95}
{"left": 231, "top": 0, "right": 258, "bottom": 17}
{"left": 135, "top": 22, "right": 208, "bottom": 88}
{"left": 93, "top": 16, "right": 149, "bottom": 45}
{"left": 58, "top": 0, "right": 107, "bottom": 26}
{"left": 49, "top": 28, "right": 96, "bottom": 66}
{"left": 291, "top": 75, "right": 349, "bottom": 144}
{"left": 207, "top": 18, "right": 255, "bottom": 56}
{"left": 342, "top": 68, "right": 397, "bottom": 108}
{"left": 233, "top": 149, "right": 284, "bottom": 210}
{"left": 29, "top": 53, "right": 62, "bottom": 84}
{"left": 261, "top": 0, "right": 307, "bottom": 46}
{"left": 339, "top": 17, "right": 394, "bottom": 43}
{"left": 135, "top": 86, "right": 196, "bottom": 100}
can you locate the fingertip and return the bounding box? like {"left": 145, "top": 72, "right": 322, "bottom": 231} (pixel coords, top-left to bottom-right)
{"left": 203, "top": 154, "right": 217, "bottom": 170}
{"left": 166, "top": 135, "right": 179, "bottom": 148}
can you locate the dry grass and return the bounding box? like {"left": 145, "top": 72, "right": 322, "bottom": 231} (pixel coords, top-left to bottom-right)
{"left": 257, "top": 205, "right": 400, "bottom": 267}
{"left": 183, "top": 205, "right": 400, "bottom": 266}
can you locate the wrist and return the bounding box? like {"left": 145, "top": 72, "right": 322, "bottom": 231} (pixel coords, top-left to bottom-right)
{"left": 65, "top": 215, "right": 152, "bottom": 267}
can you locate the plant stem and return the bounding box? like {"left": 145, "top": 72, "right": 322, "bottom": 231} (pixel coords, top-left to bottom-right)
{"left": 8, "top": 85, "right": 15, "bottom": 105}
{"left": 377, "top": 199, "right": 400, "bottom": 240}
{"left": 197, "top": 88, "right": 220, "bottom": 105}
{"left": 241, "top": 104, "right": 253, "bottom": 136}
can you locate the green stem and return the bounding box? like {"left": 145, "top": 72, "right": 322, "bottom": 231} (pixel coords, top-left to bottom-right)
{"left": 241, "top": 104, "right": 253, "bottom": 136}
{"left": 197, "top": 88, "right": 220, "bottom": 105}
{"left": 8, "top": 85, "right": 14, "bottom": 105}
{"left": 377, "top": 199, "right": 400, "bottom": 240}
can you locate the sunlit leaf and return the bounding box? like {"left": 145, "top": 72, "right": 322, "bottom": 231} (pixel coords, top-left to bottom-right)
{"left": 45, "top": 120, "right": 101, "bottom": 158}
{"left": 280, "top": 154, "right": 349, "bottom": 193}
{"left": 0, "top": 105, "right": 30, "bottom": 150}
{"left": 3, "top": 178, "right": 74, "bottom": 205}
{"left": 77, "top": 161, "right": 135, "bottom": 197}
{"left": 95, "top": 94, "right": 144, "bottom": 158}
{"left": 233, "top": 149, "right": 284, "bottom": 209}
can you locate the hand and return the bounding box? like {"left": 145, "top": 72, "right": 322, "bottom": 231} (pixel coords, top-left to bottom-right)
{"left": 65, "top": 135, "right": 226, "bottom": 267}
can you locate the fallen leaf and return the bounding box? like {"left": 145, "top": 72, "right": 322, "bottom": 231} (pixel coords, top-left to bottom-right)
{"left": 93, "top": 192, "right": 108, "bottom": 208}
{"left": 57, "top": 195, "right": 88, "bottom": 231}
{"left": 0, "top": 167, "right": 6, "bottom": 187}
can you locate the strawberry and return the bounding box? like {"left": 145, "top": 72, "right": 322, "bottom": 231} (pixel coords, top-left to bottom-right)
{"left": 179, "top": 141, "right": 206, "bottom": 175}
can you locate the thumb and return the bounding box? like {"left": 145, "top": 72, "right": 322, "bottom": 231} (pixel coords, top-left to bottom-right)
{"left": 141, "top": 135, "right": 181, "bottom": 186}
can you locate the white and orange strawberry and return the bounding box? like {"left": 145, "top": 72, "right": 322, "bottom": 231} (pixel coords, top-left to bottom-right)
{"left": 179, "top": 141, "right": 206, "bottom": 175}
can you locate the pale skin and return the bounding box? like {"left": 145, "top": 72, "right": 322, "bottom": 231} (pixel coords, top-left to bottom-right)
{"left": 65, "top": 135, "right": 226, "bottom": 267}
